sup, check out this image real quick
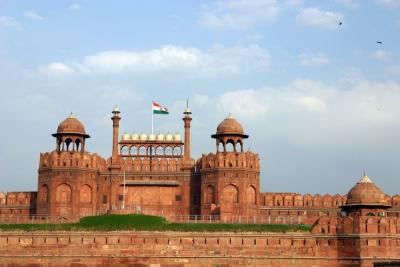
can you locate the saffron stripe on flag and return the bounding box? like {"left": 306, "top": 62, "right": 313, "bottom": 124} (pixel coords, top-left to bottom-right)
{"left": 152, "top": 101, "right": 169, "bottom": 114}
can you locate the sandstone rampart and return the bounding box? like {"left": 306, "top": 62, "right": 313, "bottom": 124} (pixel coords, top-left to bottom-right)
{"left": 0, "top": 230, "right": 399, "bottom": 266}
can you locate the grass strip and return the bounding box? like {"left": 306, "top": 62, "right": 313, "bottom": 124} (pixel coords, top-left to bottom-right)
{"left": 0, "top": 214, "right": 312, "bottom": 232}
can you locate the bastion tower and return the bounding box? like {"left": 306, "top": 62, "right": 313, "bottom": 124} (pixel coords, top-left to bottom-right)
{"left": 198, "top": 115, "right": 260, "bottom": 219}
{"left": 36, "top": 115, "right": 106, "bottom": 220}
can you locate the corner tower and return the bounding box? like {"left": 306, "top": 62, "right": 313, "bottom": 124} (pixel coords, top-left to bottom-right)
{"left": 199, "top": 115, "right": 260, "bottom": 219}
{"left": 340, "top": 174, "right": 391, "bottom": 219}
{"left": 37, "top": 115, "right": 106, "bottom": 220}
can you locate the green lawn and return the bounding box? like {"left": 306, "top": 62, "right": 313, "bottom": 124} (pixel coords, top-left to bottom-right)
{"left": 0, "top": 214, "right": 312, "bottom": 232}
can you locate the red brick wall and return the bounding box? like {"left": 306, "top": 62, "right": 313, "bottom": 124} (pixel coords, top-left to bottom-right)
{"left": 0, "top": 192, "right": 36, "bottom": 217}
{"left": 0, "top": 231, "right": 399, "bottom": 266}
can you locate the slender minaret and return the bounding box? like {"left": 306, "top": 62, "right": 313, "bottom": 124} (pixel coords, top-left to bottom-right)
{"left": 111, "top": 106, "right": 121, "bottom": 165}
{"left": 182, "top": 101, "right": 192, "bottom": 162}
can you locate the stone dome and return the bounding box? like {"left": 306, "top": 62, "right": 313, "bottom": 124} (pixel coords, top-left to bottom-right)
{"left": 173, "top": 133, "right": 181, "bottom": 141}
{"left": 165, "top": 132, "right": 173, "bottom": 141}
{"left": 122, "top": 132, "right": 130, "bottom": 140}
{"left": 216, "top": 115, "right": 244, "bottom": 135}
{"left": 345, "top": 175, "right": 390, "bottom": 207}
{"left": 55, "top": 114, "right": 88, "bottom": 136}
{"left": 139, "top": 133, "right": 147, "bottom": 141}
{"left": 157, "top": 133, "right": 164, "bottom": 141}
{"left": 131, "top": 133, "right": 139, "bottom": 140}
{"left": 149, "top": 133, "right": 156, "bottom": 141}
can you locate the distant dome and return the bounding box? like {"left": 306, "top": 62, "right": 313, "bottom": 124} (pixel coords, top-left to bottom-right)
{"left": 122, "top": 132, "right": 130, "bottom": 140}
{"left": 345, "top": 175, "right": 390, "bottom": 207}
{"left": 149, "top": 133, "right": 156, "bottom": 141}
{"left": 165, "top": 132, "right": 173, "bottom": 141}
{"left": 216, "top": 115, "right": 244, "bottom": 135}
{"left": 140, "top": 133, "right": 147, "bottom": 141}
{"left": 173, "top": 133, "right": 181, "bottom": 141}
{"left": 131, "top": 133, "right": 139, "bottom": 140}
{"left": 56, "top": 114, "right": 86, "bottom": 135}
{"left": 157, "top": 133, "right": 164, "bottom": 141}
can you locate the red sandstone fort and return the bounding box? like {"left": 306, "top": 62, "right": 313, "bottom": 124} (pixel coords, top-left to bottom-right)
{"left": 1, "top": 106, "right": 400, "bottom": 266}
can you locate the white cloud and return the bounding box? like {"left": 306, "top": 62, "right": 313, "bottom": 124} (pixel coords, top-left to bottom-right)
{"left": 371, "top": 49, "right": 392, "bottom": 62}
{"left": 199, "top": 0, "right": 280, "bottom": 30}
{"left": 218, "top": 89, "right": 269, "bottom": 118}
{"left": 294, "top": 96, "right": 327, "bottom": 111}
{"left": 39, "top": 62, "right": 75, "bottom": 75}
{"left": 199, "top": 79, "right": 400, "bottom": 148}
{"left": 39, "top": 44, "right": 271, "bottom": 76}
{"left": 0, "top": 16, "right": 22, "bottom": 30}
{"left": 69, "top": 3, "right": 81, "bottom": 11}
{"left": 296, "top": 8, "right": 344, "bottom": 29}
{"left": 299, "top": 52, "right": 330, "bottom": 67}
{"left": 375, "top": 0, "right": 400, "bottom": 7}
{"left": 24, "top": 10, "right": 45, "bottom": 21}
{"left": 338, "top": 66, "right": 365, "bottom": 85}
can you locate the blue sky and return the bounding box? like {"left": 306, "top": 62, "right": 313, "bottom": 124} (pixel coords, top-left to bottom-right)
{"left": 1, "top": 0, "right": 400, "bottom": 195}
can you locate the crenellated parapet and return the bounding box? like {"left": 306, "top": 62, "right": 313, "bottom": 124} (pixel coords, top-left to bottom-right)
{"left": 260, "top": 192, "right": 347, "bottom": 208}
{"left": 39, "top": 151, "right": 107, "bottom": 171}
{"left": 312, "top": 215, "right": 400, "bottom": 235}
{"left": 0, "top": 191, "right": 37, "bottom": 216}
{"left": 0, "top": 192, "right": 36, "bottom": 206}
{"left": 260, "top": 192, "right": 400, "bottom": 211}
{"left": 199, "top": 151, "right": 259, "bottom": 170}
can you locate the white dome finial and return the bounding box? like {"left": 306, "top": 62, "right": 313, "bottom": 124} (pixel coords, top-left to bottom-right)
{"left": 358, "top": 174, "right": 372, "bottom": 184}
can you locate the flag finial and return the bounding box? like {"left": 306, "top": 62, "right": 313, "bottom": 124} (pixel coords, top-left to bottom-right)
{"left": 184, "top": 99, "right": 191, "bottom": 115}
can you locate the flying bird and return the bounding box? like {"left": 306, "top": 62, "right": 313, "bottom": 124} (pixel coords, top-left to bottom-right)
{"left": 376, "top": 41, "right": 383, "bottom": 44}
{"left": 339, "top": 21, "right": 342, "bottom": 26}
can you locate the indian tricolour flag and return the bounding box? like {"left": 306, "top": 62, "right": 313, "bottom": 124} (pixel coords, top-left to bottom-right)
{"left": 152, "top": 101, "right": 169, "bottom": 115}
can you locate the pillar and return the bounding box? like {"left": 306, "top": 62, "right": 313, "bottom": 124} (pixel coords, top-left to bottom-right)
{"left": 111, "top": 106, "right": 121, "bottom": 165}
{"left": 183, "top": 106, "right": 192, "bottom": 162}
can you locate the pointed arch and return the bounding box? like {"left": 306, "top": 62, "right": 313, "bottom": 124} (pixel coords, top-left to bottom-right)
{"left": 56, "top": 183, "right": 72, "bottom": 204}
{"left": 205, "top": 185, "right": 216, "bottom": 204}
{"left": 222, "top": 184, "right": 239, "bottom": 204}
{"left": 246, "top": 185, "right": 256, "bottom": 204}
{"left": 40, "top": 184, "right": 49, "bottom": 203}
{"left": 225, "top": 139, "right": 235, "bottom": 152}
{"left": 80, "top": 184, "right": 92, "bottom": 203}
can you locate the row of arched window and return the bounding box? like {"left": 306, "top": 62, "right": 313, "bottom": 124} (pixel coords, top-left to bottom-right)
{"left": 120, "top": 145, "right": 182, "bottom": 157}
{"left": 57, "top": 137, "right": 84, "bottom": 152}
{"left": 204, "top": 184, "right": 257, "bottom": 205}
{"left": 217, "top": 139, "right": 244, "bottom": 153}
{"left": 39, "top": 184, "right": 93, "bottom": 204}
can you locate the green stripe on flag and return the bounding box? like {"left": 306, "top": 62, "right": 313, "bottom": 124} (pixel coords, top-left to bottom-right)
{"left": 153, "top": 110, "right": 169, "bottom": 114}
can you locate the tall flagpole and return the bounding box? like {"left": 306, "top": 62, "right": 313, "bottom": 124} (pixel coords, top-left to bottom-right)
{"left": 151, "top": 101, "right": 154, "bottom": 134}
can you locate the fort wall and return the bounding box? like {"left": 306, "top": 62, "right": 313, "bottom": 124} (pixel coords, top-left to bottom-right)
{"left": 0, "top": 192, "right": 36, "bottom": 217}
{"left": 260, "top": 192, "right": 400, "bottom": 224}
{"left": 0, "top": 229, "right": 399, "bottom": 266}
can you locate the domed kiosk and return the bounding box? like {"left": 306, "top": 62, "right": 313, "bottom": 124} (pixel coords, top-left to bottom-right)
{"left": 211, "top": 114, "right": 248, "bottom": 153}
{"left": 52, "top": 114, "right": 90, "bottom": 152}
{"left": 341, "top": 174, "right": 391, "bottom": 217}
